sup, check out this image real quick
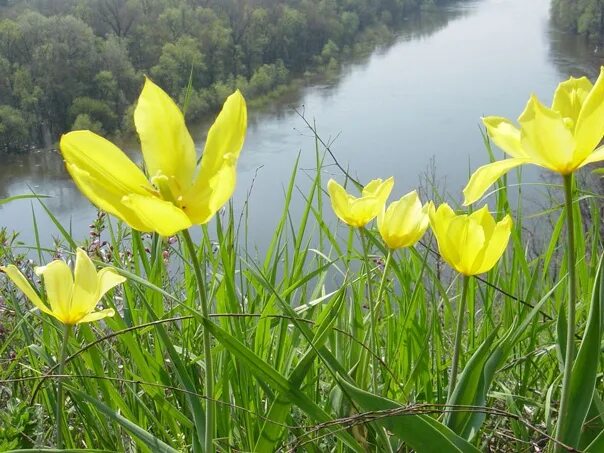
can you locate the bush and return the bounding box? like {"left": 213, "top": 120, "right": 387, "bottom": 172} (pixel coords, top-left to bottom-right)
{"left": 69, "top": 97, "right": 117, "bottom": 134}
{"left": 71, "top": 113, "right": 104, "bottom": 135}
{"left": 0, "top": 104, "right": 28, "bottom": 152}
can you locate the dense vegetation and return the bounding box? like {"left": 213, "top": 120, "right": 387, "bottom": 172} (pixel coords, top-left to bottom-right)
{"left": 551, "top": 0, "right": 604, "bottom": 39}
{"left": 1, "top": 65, "right": 604, "bottom": 451}
{"left": 0, "top": 0, "right": 449, "bottom": 151}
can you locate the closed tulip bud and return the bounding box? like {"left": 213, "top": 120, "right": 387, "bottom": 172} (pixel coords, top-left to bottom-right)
{"left": 378, "top": 191, "right": 432, "bottom": 249}
{"left": 327, "top": 177, "right": 394, "bottom": 228}
{"left": 429, "top": 204, "right": 512, "bottom": 276}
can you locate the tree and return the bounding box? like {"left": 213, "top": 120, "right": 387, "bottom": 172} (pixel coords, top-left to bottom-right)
{"left": 0, "top": 105, "right": 28, "bottom": 152}
{"left": 151, "top": 37, "right": 205, "bottom": 96}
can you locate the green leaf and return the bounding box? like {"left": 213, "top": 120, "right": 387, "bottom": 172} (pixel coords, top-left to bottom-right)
{"left": 203, "top": 318, "right": 364, "bottom": 452}
{"left": 255, "top": 290, "right": 345, "bottom": 451}
{"left": 0, "top": 193, "right": 50, "bottom": 206}
{"left": 68, "top": 386, "right": 180, "bottom": 453}
{"left": 446, "top": 279, "right": 561, "bottom": 440}
{"left": 444, "top": 328, "right": 500, "bottom": 439}
{"left": 586, "top": 428, "right": 604, "bottom": 452}
{"left": 138, "top": 297, "right": 206, "bottom": 451}
{"left": 557, "top": 254, "right": 604, "bottom": 447}
{"left": 5, "top": 450, "right": 112, "bottom": 452}
{"left": 339, "top": 377, "right": 480, "bottom": 452}
{"left": 32, "top": 192, "right": 77, "bottom": 250}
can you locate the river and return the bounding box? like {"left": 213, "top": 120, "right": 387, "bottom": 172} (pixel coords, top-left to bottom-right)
{"left": 0, "top": 0, "right": 602, "bottom": 252}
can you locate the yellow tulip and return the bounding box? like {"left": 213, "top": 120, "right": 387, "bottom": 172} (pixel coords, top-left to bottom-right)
{"left": 463, "top": 68, "right": 604, "bottom": 206}
{"left": 429, "top": 204, "right": 512, "bottom": 276}
{"left": 327, "top": 177, "right": 394, "bottom": 228}
{"left": 377, "top": 190, "right": 432, "bottom": 249}
{"left": 60, "top": 78, "right": 247, "bottom": 236}
{"left": 0, "top": 249, "right": 125, "bottom": 325}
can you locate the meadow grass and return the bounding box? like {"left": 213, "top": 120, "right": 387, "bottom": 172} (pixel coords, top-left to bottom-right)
{"left": 0, "top": 127, "right": 603, "bottom": 452}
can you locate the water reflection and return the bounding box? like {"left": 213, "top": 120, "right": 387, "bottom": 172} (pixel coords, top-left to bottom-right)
{"left": 0, "top": 0, "right": 601, "bottom": 251}
{"left": 548, "top": 21, "right": 604, "bottom": 79}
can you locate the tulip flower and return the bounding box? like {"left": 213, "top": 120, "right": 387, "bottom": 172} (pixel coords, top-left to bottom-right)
{"left": 377, "top": 190, "right": 432, "bottom": 249}
{"left": 429, "top": 204, "right": 512, "bottom": 276}
{"left": 463, "top": 68, "right": 604, "bottom": 206}
{"left": 327, "top": 177, "right": 394, "bottom": 228}
{"left": 60, "top": 78, "right": 247, "bottom": 236}
{"left": 0, "top": 248, "right": 125, "bottom": 325}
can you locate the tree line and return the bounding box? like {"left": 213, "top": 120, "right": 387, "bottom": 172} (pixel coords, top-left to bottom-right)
{"left": 0, "top": 0, "right": 450, "bottom": 152}
{"left": 551, "top": 0, "right": 604, "bottom": 40}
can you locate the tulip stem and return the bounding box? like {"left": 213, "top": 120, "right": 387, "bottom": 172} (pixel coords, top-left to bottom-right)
{"left": 56, "top": 323, "right": 72, "bottom": 449}
{"left": 555, "top": 173, "right": 577, "bottom": 451}
{"left": 447, "top": 275, "right": 469, "bottom": 404}
{"left": 181, "top": 230, "right": 214, "bottom": 453}
{"left": 359, "top": 228, "right": 378, "bottom": 392}
{"left": 374, "top": 250, "right": 393, "bottom": 315}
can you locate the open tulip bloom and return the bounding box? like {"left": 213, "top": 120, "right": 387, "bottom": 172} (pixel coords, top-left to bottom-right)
{"left": 378, "top": 190, "right": 432, "bottom": 249}
{"left": 463, "top": 68, "right": 604, "bottom": 206}
{"left": 0, "top": 248, "right": 125, "bottom": 325}
{"left": 429, "top": 204, "right": 512, "bottom": 276}
{"left": 327, "top": 177, "right": 394, "bottom": 228}
{"left": 60, "top": 78, "right": 247, "bottom": 236}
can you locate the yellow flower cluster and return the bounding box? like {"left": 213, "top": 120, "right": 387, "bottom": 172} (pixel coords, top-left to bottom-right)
{"left": 327, "top": 178, "right": 512, "bottom": 276}
{"left": 328, "top": 69, "right": 604, "bottom": 278}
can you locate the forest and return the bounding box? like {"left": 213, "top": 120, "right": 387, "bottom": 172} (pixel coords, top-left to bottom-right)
{"left": 551, "top": 0, "right": 604, "bottom": 40}
{"left": 0, "top": 0, "right": 449, "bottom": 152}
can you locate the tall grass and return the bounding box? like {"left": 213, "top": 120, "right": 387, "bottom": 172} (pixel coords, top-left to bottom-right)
{"left": 0, "top": 125, "right": 602, "bottom": 452}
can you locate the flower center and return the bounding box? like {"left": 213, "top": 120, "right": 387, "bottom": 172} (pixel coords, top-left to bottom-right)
{"left": 151, "top": 172, "right": 184, "bottom": 207}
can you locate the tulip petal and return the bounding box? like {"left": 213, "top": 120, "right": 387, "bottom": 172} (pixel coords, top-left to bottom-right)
{"left": 452, "top": 216, "right": 485, "bottom": 275}
{"left": 429, "top": 204, "right": 460, "bottom": 269}
{"left": 363, "top": 177, "right": 394, "bottom": 202}
{"left": 552, "top": 76, "right": 592, "bottom": 126}
{"left": 579, "top": 146, "right": 604, "bottom": 168}
{"left": 463, "top": 158, "right": 528, "bottom": 206}
{"left": 328, "top": 179, "right": 354, "bottom": 225}
{"left": 469, "top": 205, "right": 496, "bottom": 237}
{"left": 35, "top": 260, "right": 73, "bottom": 323}
{"left": 70, "top": 249, "right": 102, "bottom": 322}
{"left": 184, "top": 90, "right": 247, "bottom": 224}
{"left": 574, "top": 68, "right": 604, "bottom": 164}
{"left": 78, "top": 308, "right": 115, "bottom": 324}
{"left": 121, "top": 194, "right": 192, "bottom": 236}
{"left": 475, "top": 215, "right": 513, "bottom": 274}
{"left": 96, "top": 268, "right": 126, "bottom": 300}
{"left": 519, "top": 95, "right": 575, "bottom": 173}
{"left": 65, "top": 163, "right": 151, "bottom": 232}
{"left": 184, "top": 162, "right": 236, "bottom": 225}
{"left": 60, "top": 131, "right": 152, "bottom": 196}
{"left": 379, "top": 191, "right": 428, "bottom": 249}
{"left": 1, "top": 265, "right": 51, "bottom": 315}
{"left": 134, "top": 78, "right": 197, "bottom": 192}
{"left": 349, "top": 197, "right": 382, "bottom": 227}
{"left": 61, "top": 131, "right": 154, "bottom": 231}
{"left": 482, "top": 117, "right": 527, "bottom": 158}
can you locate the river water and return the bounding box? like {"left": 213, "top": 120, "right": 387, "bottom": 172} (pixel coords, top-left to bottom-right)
{"left": 0, "top": 0, "right": 602, "bottom": 251}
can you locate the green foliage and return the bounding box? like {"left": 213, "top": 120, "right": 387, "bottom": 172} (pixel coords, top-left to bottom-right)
{"left": 552, "top": 0, "right": 604, "bottom": 38}
{"left": 0, "top": 399, "right": 41, "bottom": 450}
{"left": 69, "top": 97, "right": 117, "bottom": 133}
{"left": 71, "top": 113, "right": 104, "bottom": 135}
{"left": 0, "top": 105, "right": 28, "bottom": 152}
{"left": 0, "top": 122, "right": 602, "bottom": 450}
{"left": 0, "top": 0, "right": 448, "bottom": 150}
